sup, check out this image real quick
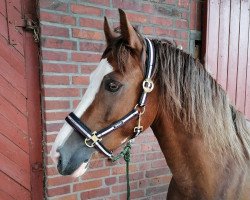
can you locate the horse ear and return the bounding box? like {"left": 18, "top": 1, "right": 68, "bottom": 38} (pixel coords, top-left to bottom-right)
{"left": 104, "top": 17, "right": 117, "bottom": 45}
{"left": 118, "top": 9, "right": 142, "bottom": 51}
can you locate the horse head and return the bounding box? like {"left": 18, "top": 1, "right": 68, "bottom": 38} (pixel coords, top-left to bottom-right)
{"left": 50, "top": 9, "right": 158, "bottom": 177}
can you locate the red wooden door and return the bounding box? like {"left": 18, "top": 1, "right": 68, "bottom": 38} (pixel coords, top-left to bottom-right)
{"left": 204, "top": 0, "right": 250, "bottom": 120}
{"left": 0, "top": 0, "right": 43, "bottom": 199}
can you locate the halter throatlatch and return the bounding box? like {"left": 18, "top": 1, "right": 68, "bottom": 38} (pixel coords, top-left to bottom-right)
{"left": 65, "top": 37, "right": 155, "bottom": 159}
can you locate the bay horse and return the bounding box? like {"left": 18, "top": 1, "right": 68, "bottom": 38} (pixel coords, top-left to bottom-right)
{"left": 51, "top": 9, "right": 250, "bottom": 199}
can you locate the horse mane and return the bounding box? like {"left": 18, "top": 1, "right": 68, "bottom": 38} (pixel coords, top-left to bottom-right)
{"left": 105, "top": 28, "right": 250, "bottom": 166}
{"left": 152, "top": 39, "right": 250, "bottom": 166}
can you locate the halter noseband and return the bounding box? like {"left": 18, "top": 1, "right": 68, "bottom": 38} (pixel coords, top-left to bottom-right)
{"left": 65, "top": 38, "right": 155, "bottom": 159}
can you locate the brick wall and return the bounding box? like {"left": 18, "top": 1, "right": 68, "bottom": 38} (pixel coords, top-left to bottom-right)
{"left": 40, "top": 0, "right": 202, "bottom": 199}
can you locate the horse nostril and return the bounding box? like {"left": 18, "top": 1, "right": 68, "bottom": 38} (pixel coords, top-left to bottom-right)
{"left": 57, "top": 153, "right": 70, "bottom": 175}
{"left": 57, "top": 156, "right": 63, "bottom": 174}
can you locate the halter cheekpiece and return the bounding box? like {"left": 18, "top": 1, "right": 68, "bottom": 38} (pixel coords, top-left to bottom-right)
{"left": 65, "top": 38, "right": 155, "bottom": 159}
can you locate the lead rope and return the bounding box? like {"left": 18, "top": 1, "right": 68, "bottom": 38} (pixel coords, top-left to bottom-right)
{"left": 112, "top": 141, "right": 132, "bottom": 200}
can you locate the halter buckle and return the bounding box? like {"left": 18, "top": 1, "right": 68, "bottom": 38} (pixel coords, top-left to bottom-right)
{"left": 142, "top": 78, "right": 154, "bottom": 93}
{"left": 85, "top": 131, "right": 102, "bottom": 148}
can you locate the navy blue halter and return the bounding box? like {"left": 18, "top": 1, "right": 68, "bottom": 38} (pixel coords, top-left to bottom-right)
{"left": 65, "top": 38, "right": 155, "bottom": 158}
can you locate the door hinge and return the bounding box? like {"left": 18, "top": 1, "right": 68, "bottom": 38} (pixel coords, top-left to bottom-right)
{"left": 17, "top": 17, "right": 39, "bottom": 43}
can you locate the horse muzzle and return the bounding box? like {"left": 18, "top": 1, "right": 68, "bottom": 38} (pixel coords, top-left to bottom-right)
{"left": 56, "top": 130, "right": 95, "bottom": 176}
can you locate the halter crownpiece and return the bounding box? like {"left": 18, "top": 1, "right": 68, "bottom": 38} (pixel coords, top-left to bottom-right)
{"left": 65, "top": 37, "right": 155, "bottom": 159}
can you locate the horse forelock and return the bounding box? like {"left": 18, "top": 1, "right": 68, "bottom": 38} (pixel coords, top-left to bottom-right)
{"left": 151, "top": 39, "right": 250, "bottom": 167}
{"left": 102, "top": 27, "right": 145, "bottom": 75}
{"left": 102, "top": 38, "right": 129, "bottom": 74}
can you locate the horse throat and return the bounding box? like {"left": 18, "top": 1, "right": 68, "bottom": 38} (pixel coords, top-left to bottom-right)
{"left": 151, "top": 111, "right": 247, "bottom": 199}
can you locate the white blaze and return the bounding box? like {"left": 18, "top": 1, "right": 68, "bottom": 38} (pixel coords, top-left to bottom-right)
{"left": 50, "top": 58, "right": 113, "bottom": 176}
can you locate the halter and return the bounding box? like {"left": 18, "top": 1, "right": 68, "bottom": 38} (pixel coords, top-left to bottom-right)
{"left": 65, "top": 38, "right": 155, "bottom": 159}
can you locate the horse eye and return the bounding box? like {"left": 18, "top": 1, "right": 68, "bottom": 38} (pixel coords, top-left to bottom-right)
{"left": 105, "top": 80, "right": 121, "bottom": 92}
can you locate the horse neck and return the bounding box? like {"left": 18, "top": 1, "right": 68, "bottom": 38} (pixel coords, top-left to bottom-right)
{"left": 150, "top": 110, "right": 245, "bottom": 198}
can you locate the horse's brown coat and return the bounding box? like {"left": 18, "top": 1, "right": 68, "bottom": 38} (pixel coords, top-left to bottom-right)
{"left": 81, "top": 9, "right": 250, "bottom": 199}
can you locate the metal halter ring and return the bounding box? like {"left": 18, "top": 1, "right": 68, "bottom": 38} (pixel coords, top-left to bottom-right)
{"left": 134, "top": 104, "right": 145, "bottom": 115}
{"left": 142, "top": 78, "right": 154, "bottom": 93}
{"left": 84, "top": 131, "right": 102, "bottom": 148}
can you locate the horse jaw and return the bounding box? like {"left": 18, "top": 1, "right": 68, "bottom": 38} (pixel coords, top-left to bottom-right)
{"left": 50, "top": 58, "right": 113, "bottom": 176}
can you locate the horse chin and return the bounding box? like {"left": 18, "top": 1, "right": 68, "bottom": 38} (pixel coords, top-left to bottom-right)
{"left": 72, "top": 161, "right": 89, "bottom": 178}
